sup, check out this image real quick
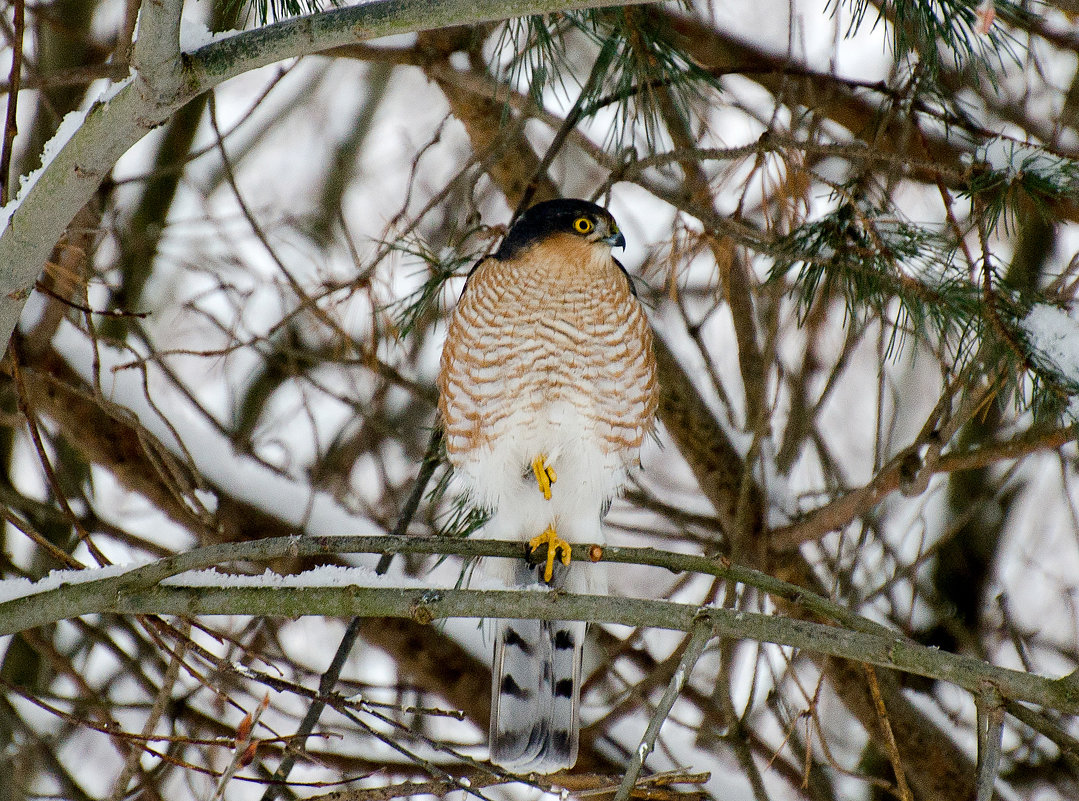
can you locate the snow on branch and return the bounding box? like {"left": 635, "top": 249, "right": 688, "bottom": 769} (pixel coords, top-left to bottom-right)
{"left": 1022, "top": 303, "right": 1079, "bottom": 419}
{"left": 1, "top": 534, "right": 1077, "bottom": 719}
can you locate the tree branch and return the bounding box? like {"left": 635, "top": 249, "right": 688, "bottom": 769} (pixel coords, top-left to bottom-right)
{"left": 2, "top": 536, "right": 1077, "bottom": 718}
{"left": 771, "top": 425, "right": 1077, "bottom": 550}
{"left": 99, "top": 588, "right": 1079, "bottom": 716}
{"left": 0, "top": 533, "right": 899, "bottom": 639}
{"left": 614, "top": 621, "right": 713, "bottom": 801}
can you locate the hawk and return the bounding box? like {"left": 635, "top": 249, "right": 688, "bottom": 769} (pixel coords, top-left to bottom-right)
{"left": 438, "top": 198, "right": 658, "bottom": 773}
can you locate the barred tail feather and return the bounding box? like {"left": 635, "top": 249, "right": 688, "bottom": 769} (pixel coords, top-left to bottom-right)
{"left": 490, "top": 616, "right": 583, "bottom": 773}
{"left": 490, "top": 617, "right": 550, "bottom": 768}
{"left": 547, "top": 619, "right": 583, "bottom": 768}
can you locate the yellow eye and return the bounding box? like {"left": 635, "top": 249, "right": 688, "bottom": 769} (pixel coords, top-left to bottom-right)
{"left": 573, "top": 217, "right": 594, "bottom": 234}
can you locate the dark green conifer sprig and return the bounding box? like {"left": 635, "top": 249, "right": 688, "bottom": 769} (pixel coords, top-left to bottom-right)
{"left": 1013, "top": 349, "right": 1076, "bottom": 421}
{"left": 424, "top": 439, "right": 490, "bottom": 544}
{"left": 495, "top": 15, "right": 574, "bottom": 108}
{"left": 499, "top": 9, "right": 719, "bottom": 149}
{"left": 436, "top": 486, "right": 491, "bottom": 542}
{"left": 770, "top": 200, "right": 982, "bottom": 355}
{"left": 578, "top": 8, "right": 719, "bottom": 147}
{"left": 878, "top": 62, "right": 983, "bottom": 144}
{"left": 387, "top": 232, "right": 485, "bottom": 340}
{"left": 964, "top": 138, "right": 1079, "bottom": 237}
{"left": 840, "top": 0, "right": 1027, "bottom": 77}
{"left": 1005, "top": 299, "right": 1079, "bottom": 422}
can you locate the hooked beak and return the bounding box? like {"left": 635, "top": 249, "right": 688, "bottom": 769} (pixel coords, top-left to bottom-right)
{"left": 603, "top": 230, "right": 626, "bottom": 249}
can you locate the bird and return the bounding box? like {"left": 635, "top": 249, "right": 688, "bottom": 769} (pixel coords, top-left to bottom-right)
{"left": 437, "top": 198, "right": 658, "bottom": 773}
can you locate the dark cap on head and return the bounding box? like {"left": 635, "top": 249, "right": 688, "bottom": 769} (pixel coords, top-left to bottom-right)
{"left": 496, "top": 199, "right": 624, "bottom": 260}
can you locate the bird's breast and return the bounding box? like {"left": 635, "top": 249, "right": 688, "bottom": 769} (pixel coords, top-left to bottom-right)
{"left": 438, "top": 251, "right": 657, "bottom": 467}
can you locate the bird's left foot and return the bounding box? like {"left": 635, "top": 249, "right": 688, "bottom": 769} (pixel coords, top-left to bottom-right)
{"left": 531, "top": 455, "right": 557, "bottom": 500}
{"left": 529, "top": 525, "right": 571, "bottom": 583}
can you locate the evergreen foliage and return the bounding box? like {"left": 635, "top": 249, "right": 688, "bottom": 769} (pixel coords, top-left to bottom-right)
{"left": 500, "top": 8, "right": 721, "bottom": 147}
{"left": 967, "top": 137, "right": 1079, "bottom": 235}
{"left": 769, "top": 136, "right": 1079, "bottom": 422}
{"left": 389, "top": 232, "right": 483, "bottom": 340}
{"left": 842, "top": 0, "right": 1028, "bottom": 74}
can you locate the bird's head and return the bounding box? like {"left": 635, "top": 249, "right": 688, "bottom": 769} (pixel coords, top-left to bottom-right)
{"left": 496, "top": 199, "right": 625, "bottom": 260}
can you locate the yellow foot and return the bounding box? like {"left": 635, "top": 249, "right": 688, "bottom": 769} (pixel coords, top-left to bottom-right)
{"left": 529, "top": 525, "right": 571, "bottom": 583}
{"left": 531, "top": 455, "right": 557, "bottom": 500}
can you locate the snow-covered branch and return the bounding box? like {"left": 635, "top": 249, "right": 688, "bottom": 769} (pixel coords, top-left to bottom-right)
{"left": 2, "top": 535, "right": 1077, "bottom": 720}
{"left": 184, "top": 0, "right": 650, "bottom": 88}
{"left": 0, "top": 534, "right": 891, "bottom": 638}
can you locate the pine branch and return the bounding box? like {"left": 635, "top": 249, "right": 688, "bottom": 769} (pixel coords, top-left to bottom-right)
{"left": 501, "top": 7, "right": 723, "bottom": 151}
{"left": 843, "top": 0, "right": 1028, "bottom": 76}
{"left": 770, "top": 158, "right": 1079, "bottom": 423}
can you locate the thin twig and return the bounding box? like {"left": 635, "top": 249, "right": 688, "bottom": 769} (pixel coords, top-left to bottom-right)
{"left": 614, "top": 620, "right": 713, "bottom": 801}
{"left": 1, "top": 505, "right": 84, "bottom": 569}
{"left": 331, "top": 694, "right": 503, "bottom": 801}
{"left": 257, "top": 617, "right": 366, "bottom": 801}
{"left": 713, "top": 637, "right": 770, "bottom": 801}
{"left": 108, "top": 626, "right": 189, "bottom": 801}
{"left": 863, "top": 664, "right": 913, "bottom": 801}
{"left": 975, "top": 685, "right": 1005, "bottom": 801}
{"left": 34, "top": 280, "right": 150, "bottom": 318}
{"left": 208, "top": 94, "right": 351, "bottom": 345}
{"left": 375, "top": 426, "right": 443, "bottom": 574}
{"left": 0, "top": 0, "right": 24, "bottom": 206}
{"left": 212, "top": 693, "right": 271, "bottom": 801}
{"left": 10, "top": 349, "right": 110, "bottom": 566}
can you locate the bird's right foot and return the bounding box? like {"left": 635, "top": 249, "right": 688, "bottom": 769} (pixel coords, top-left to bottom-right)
{"left": 529, "top": 525, "right": 571, "bottom": 583}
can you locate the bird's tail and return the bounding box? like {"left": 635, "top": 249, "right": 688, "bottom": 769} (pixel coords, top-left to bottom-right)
{"left": 489, "top": 565, "right": 583, "bottom": 773}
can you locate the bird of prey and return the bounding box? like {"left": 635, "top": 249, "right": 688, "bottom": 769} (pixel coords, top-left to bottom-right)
{"left": 438, "top": 198, "right": 658, "bottom": 773}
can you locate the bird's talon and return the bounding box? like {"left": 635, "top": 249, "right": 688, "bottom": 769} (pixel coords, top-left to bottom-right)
{"left": 529, "top": 526, "right": 571, "bottom": 583}
{"left": 531, "top": 455, "right": 557, "bottom": 500}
